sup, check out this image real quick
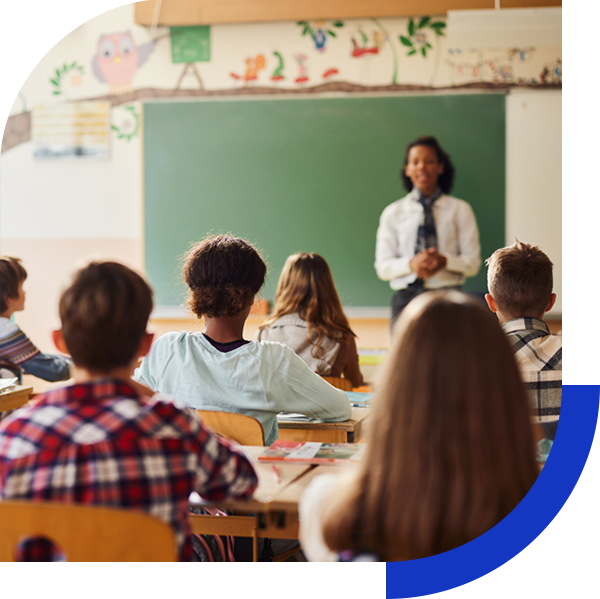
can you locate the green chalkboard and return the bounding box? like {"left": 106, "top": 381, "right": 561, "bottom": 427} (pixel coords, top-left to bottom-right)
{"left": 170, "top": 26, "right": 210, "bottom": 63}
{"left": 143, "top": 94, "right": 505, "bottom": 309}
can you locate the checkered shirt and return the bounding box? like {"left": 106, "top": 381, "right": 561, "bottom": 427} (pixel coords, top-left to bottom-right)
{"left": 502, "top": 317, "right": 562, "bottom": 422}
{"left": 0, "top": 380, "right": 258, "bottom": 561}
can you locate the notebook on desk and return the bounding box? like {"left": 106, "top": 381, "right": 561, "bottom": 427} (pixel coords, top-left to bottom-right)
{"left": 258, "top": 440, "right": 366, "bottom": 465}
{"left": 344, "top": 391, "right": 373, "bottom": 408}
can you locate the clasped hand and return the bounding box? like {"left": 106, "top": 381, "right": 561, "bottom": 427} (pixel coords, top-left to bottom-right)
{"left": 409, "top": 248, "right": 447, "bottom": 279}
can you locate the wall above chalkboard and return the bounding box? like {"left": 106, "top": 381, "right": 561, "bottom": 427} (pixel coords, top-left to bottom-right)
{"left": 143, "top": 93, "right": 505, "bottom": 310}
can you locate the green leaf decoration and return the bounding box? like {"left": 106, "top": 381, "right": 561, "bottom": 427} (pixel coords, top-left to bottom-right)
{"left": 62, "top": 65, "right": 68, "bottom": 72}
{"left": 333, "top": 21, "right": 344, "bottom": 27}
{"left": 408, "top": 18, "right": 415, "bottom": 36}
{"left": 360, "top": 30, "right": 368, "bottom": 44}
{"left": 71, "top": 61, "right": 77, "bottom": 68}
{"left": 111, "top": 125, "right": 119, "bottom": 132}
{"left": 50, "top": 79, "right": 59, "bottom": 86}
{"left": 400, "top": 35, "right": 413, "bottom": 47}
{"left": 431, "top": 22, "right": 446, "bottom": 29}
{"left": 425, "top": 42, "right": 432, "bottom": 49}
{"left": 55, "top": 69, "right": 61, "bottom": 79}
{"left": 421, "top": 46, "right": 427, "bottom": 57}
{"left": 407, "top": 49, "right": 417, "bottom": 56}
{"left": 52, "top": 90, "right": 61, "bottom": 95}
{"left": 418, "top": 16, "right": 431, "bottom": 29}
{"left": 328, "top": 30, "right": 337, "bottom": 37}
{"left": 78, "top": 67, "right": 84, "bottom": 73}
{"left": 302, "top": 26, "right": 309, "bottom": 36}
{"left": 297, "top": 21, "right": 306, "bottom": 26}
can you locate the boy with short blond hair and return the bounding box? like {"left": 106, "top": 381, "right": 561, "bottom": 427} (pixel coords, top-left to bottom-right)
{"left": 0, "top": 261, "right": 258, "bottom": 561}
{"left": 0, "top": 256, "right": 71, "bottom": 381}
{"left": 485, "top": 240, "right": 561, "bottom": 423}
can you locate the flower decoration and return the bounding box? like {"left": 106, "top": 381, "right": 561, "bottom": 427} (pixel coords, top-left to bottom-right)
{"left": 50, "top": 62, "right": 85, "bottom": 95}
{"left": 399, "top": 17, "right": 446, "bottom": 58}
{"left": 111, "top": 105, "right": 139, "bottom": 141}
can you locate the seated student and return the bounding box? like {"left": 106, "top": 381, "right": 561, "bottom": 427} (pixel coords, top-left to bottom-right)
{"left": 299, "top": 291, "right": 538, "bottom": 561}
{"left": 256, "top": 253, "right": 363, "bottom": 388}
{"left": 135, "top": 235, "right": 352, "bottom": 446}
{"left": 485, "top": 240, "right": 561, "bottom": 434}
{"left": 0, "top": 261, "right": 258, "bottom": 561}
{"left": 0, "top": 256, "right": 71, "bottom": 382}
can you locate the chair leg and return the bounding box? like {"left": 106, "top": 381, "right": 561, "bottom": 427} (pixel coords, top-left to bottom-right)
{"left": 252, "top": 528, "right": 258, "bottom": 562}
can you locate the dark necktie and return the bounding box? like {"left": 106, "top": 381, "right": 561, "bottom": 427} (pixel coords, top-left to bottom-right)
{"left": 414, "top": 187, "right": 441, "bottom": 254}
{"left": 411, "top": 187, "right": 441, "bottom": 289}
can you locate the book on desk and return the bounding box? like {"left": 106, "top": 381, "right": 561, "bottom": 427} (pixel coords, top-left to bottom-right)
{"left": 276, "top": 391, "right": 372, "bottom": 424}
{"left": 258, "top": 440, "right": 366, "bottom": 465}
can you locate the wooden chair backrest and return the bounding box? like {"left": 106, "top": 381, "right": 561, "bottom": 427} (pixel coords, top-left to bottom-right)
{"left": 0, "top": 501, "right": 177, "bottom": 562}
{"left": 322, "top": 376, "right": 352, "bottom": 391}
{"left": 198, "top": 410, "right": 265, "bottom": 446}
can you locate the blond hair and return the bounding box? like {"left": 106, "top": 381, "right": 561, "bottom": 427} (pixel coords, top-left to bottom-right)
{"left": 321, "top": 290, "right": 538, "bottom": 560}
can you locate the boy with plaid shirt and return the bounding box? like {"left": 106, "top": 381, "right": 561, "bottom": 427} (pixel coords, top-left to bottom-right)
{"left": 0, "top": 261, "right": 258, "bottom": 560}
{"left": 485, "top": 240, "right": 561, "bottom": 431}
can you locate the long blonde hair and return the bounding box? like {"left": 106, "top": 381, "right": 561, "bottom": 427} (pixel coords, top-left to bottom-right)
{"left": 259, "top": 253, "right": 355, "bottom": 358}
{"left": 321, "top": 290, "right": 538, "bottom": 560}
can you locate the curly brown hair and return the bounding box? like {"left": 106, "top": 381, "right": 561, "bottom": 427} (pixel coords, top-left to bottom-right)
{"left": 183, "top": 235, "right": 266, "bottom": 319}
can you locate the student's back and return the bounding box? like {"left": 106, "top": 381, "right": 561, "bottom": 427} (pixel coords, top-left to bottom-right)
{"left": 257, "top": 253, "right": 363, "bottom": 388}
{"left": 0, "top": 261, "right": 257, "bottom": 561}
{"left": 135, "top": 237, "right": 352, "bottom": 446}
{"left": 485, "top": 240, "right": 561, "bottom": 428}
{"left": 300, "top": 291, "right": 538, "bottom": 561}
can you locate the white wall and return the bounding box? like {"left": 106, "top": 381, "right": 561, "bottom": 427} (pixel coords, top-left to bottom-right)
{"left": 506, "top": 89, "right": 562, "bottom": 314}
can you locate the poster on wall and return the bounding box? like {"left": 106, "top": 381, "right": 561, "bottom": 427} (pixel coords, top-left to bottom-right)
{"left": 31, "top": 102, "right": 110, "bottom": 160}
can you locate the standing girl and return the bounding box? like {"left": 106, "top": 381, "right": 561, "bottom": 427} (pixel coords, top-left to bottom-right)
{"left": 375, "top": 136, "right": 481, "bottom": 327}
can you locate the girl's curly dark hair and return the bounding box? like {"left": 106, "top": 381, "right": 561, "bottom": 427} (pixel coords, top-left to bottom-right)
{"left": 183, "top": 235, "right": 266, "bottom": 319}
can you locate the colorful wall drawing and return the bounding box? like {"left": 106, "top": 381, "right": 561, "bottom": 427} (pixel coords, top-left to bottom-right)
{"left": 230, "top": 54, "right": 266, "bottom": 84}
{"left": 2, "top": 11, "right": 561, "bottom": 156}
{"left": 271, "top": 51, "right": 285, "bottom": 82}
{"left": 92, "top": 31, "right": 155, "bottom": 95}
{"left": 297, "top": 20, "right": 344, "bottom": 52}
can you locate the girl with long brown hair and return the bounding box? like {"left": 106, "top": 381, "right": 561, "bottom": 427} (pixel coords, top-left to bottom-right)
{"left": 299, "top": 290, "right": 538, "bottom": 561}
{"left": 257, "top": 253, "right": 363, "bottom": 388}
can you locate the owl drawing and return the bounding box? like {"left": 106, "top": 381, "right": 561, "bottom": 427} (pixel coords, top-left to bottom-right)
{"left": 92, "top": 32, "right": 155, "bottom": 95}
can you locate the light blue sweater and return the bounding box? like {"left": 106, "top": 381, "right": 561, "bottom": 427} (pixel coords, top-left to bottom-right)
{"left": 134, "top": 332, "right": 352, "bottom": 446}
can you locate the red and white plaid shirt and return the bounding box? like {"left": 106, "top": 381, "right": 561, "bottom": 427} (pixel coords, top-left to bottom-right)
{"left": 0, "top": 379, "right": 258, "bottom": 561}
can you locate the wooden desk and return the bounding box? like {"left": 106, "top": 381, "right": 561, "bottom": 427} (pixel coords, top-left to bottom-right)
{"left": 0, "top": 386, "right": 32, "bottom": 413}
{"left": 278, "top": 407, "right": 370, "bottom": 444}
{"left": 188, "top": 446, "right": 357, "bottom": 558}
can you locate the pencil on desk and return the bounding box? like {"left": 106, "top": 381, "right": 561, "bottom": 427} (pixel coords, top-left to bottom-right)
{"left": 271, "top": 465, "right": 281, "bottom": 484}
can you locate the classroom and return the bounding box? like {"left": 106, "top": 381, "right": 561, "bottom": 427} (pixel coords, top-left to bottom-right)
{"left": 0, "top": 0, "right": 562, "bottom": 572}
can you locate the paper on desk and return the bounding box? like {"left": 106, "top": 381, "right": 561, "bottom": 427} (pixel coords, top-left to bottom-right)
{"left": 277, "top": 413, "right": 324, "bottom": 423}
{"left": 0, "top": 378, "right": 18, "bottom": 393}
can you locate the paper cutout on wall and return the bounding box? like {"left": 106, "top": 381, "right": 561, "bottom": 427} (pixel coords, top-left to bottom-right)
{"left": 112, "top": 105, "right": 139, "bottom": 141}
{"left": 271, "top": 51, "right": 285, "bottom": 82}
{"left": 92, "top": 31, "right": 155, "bottom": 95}
{"left": 170, "top": 26, "right": 210, "bottom": 63}
{"left": 32, "top": 102, "right": 110, "bottom": 160}
{"left": 294, "top": 54, "right": 309, "bottom": 84}
{"left": 399, "top": 17, "right": 446, "bottom": 85}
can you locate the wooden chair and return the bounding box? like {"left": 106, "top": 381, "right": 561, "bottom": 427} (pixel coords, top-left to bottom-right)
{"left": 0, "top": 501, "right": 177, "bottom": 562}
{"left": 321, "top": 376, "right": 352, "bottom": 391}
{"left": 197, "top": 410, "right": 265, "bottom": 446}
